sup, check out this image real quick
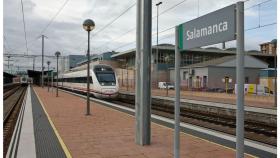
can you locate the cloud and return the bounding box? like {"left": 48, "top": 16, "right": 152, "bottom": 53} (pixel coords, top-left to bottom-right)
{"left": 3, "top": 0, "right": 277, "bottom": 71}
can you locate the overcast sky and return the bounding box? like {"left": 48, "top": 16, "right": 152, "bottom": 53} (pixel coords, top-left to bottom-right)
{"left": 3, "top": 0, "right": 277, "bottom": 71}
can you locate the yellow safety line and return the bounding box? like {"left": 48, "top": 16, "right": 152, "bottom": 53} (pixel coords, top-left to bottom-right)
{"left": 63, "top": 89, "right": 257, "bottom": 158}
{"left": 33, "top": 87, "right": 72, "bottom": 158}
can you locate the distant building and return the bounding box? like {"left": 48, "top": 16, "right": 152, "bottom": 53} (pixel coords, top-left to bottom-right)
{"left": 259, "top": 68, "right": 276, "bottom": 93}
{"left": 65, "top": 55, "right": 87, "bottom": 70}
{"left": 260, "top": 39, "right": 277, "bottom": 55}
{"left": 77, "top": 52, "right": 117, "bottom": 65}
{"left": 70, "top": 51, "right": 120, "bottom": 71}
{"left": 169, "top": 55, "right": 268, "bottom": 90}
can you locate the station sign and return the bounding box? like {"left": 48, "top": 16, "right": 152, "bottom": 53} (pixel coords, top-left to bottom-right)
{"left": 178, "top": 4, "right": 236, "bottom": 50}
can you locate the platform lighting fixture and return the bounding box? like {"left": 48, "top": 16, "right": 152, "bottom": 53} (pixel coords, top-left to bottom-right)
{"left": 83, "top": 19, "right": 95, "bottom": 115}
{"left": 47, "top": 61, "right": 51, "bottom": 92}
{"left": 55, "top": 51, "right": 61, "bottom": 97}
{"left": 155, "top": 1, "right": 162, "bottom": 87}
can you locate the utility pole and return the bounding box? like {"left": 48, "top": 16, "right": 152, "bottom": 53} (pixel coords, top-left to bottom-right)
{"left": 33, "top": 57, "right": 35, "bottom": 71}
{"left": 7, "top": 56, "right": 11, "bottom": 69}
{"left": 41, "top": 35, "right": 47, "bottom": 88}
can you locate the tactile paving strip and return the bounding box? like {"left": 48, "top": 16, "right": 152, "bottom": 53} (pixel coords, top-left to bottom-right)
{"left": 31, "top": 88, "right": 66, "bottom": 158}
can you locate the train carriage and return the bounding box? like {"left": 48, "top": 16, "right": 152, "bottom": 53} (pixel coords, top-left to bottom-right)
{"left": 56, "top": 64, "right": 119, "bottom": 99}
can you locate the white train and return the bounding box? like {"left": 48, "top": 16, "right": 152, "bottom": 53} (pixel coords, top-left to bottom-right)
{"left": 56, "top": 64, "right": 119, "bottom": 99}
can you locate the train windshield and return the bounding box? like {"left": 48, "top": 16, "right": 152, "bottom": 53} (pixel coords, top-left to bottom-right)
{"left": 96, "top": 73, "right": 116, "bottom": 85}
{"left": 97, "top": 73, "right": 115, "bottom": 82}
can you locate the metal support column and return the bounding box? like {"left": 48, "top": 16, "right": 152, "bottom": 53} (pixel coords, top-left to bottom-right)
{"left": 47, "top": 64, "right": 50, "bottom": 92}
{"left": 51, "top": 70, "right": 53, "bottom": 91}
{"left": 274, "top": 53, "right": 277, "bottom": 107}
{"left": 56, "top": 56, "right": 59, "bottom": 97}
{"left": 236, "top": 2, "right": 244, "bottom": 158}
{"left": 135, "top": 0, "right": 142, "bottom": 145}
{"left": 86, "top": 31, "right": 91, "bottom": 115}
{"left": 135, "top": 0, "right": 152, "bottom": 145}
{"left": 174, "top": 26, "right": 181, "bottom": 158}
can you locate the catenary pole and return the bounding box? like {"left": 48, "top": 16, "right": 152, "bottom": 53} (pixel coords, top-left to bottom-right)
{"left": 236, "top": 2, "right": 245, "bottom": 158}
{"left": 174, "top": 26, "right": 181, "bottom": 158}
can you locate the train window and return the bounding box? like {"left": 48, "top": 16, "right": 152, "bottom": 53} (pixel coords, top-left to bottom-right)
{"left": 96, "top": 73, "right": 115, "bottom": 83}
{"left": 62, "top": 77, "right": 92, "bottom": 83}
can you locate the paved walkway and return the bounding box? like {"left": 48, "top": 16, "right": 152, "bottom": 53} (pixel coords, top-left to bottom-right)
{"left": 33, "top": 86, "right": 254, "bottom": 158}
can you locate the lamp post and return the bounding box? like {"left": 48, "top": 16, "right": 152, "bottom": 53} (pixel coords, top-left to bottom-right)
{"left": 55, "top": 51, "right": 61, "bottom": 97}
{"left": 83, "top": 19, "right": 95, "bottom": 115}
{"left": 155, "top": 2, "right": 162, "bottom": 88}
{"left": 47, "top": 61, "right": 51, "bottom": 92}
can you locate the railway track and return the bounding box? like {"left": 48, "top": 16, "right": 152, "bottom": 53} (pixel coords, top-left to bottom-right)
{"left": 4, "top": 85, "right": 21, "bottom": 100}
{"left": 3, "top": 85, "right": 27, "bottom": 157}
{"left": 113, "top": 99, "right": 277, "bottom": 146}
{"left": 59, "top": 87, "right": 276, "bottom": 146}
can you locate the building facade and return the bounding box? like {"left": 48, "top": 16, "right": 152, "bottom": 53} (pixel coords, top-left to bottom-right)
{"left": 260, "top": 39, "right": 277, "bottom": 55}
{"left": 169, "top": 55, "right": 268, "bottom": 90}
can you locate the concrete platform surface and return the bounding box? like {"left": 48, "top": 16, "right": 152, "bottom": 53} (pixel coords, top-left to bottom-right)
{"left": 33, "top": 86, "right": 254, "bottom": 158}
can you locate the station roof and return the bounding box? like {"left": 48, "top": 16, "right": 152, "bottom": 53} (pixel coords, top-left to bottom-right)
{"left": 169, "top": 55, "right": 268, "bottom": 69}
{"left": 4, "top": 72, "right": 16, "bottom": 78}
{"left": 27, "top": 70, "right": 53, "bottom": 77}
{"left": 111, "top": 44, "right": 275, "bottom": 59}
{"left": 111, "top": 44, "right": 174, "bottom": 59}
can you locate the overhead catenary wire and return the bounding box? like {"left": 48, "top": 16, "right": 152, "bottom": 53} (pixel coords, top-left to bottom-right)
{"left": 20, "top": 0, "right": 28, "bottom": 55}
{"left": 7, "top": 0, "right": 71, "bottom": 54}
{"left": 95, "top": 0, "right": 192, "bottom": 51}
{"left": 39, "top": 0, "right": 71, "bottom": 35}
{"left": 74, "top": 2, "right": 137, "bottom": 51}
{"left": 108, "top": 0, "right": 276, "bottom": 52}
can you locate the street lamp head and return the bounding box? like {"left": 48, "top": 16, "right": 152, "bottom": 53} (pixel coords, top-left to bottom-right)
{"left": 156, "top": 1, "right": 162, "bottom": 6}
{"left": 83, "top": 19, "right": 95, "bottom": 32}
{"left": 47, "top": 61, "right": 51, "bottom": 65}
{"left": 55, "top": 51, "right": 61, "bottom": 57}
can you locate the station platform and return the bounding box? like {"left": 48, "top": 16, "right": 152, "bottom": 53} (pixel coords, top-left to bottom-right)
{"left": 119, "top": 87, "right": 275, "bottom": 108}
{"left": 12, "top": 85, "right": 256, "bottom": 158}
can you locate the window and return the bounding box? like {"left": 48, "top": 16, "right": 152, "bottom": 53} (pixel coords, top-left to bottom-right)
{"left": 183, "top": 71, "right": 188, "bottom": 80}
{"left": 96, "top": 73, "right": 116, "bottom": 86}
{"left": 96, "top": 73, "right": 115, "bottom": 83}
{"left": 63, "top": 77, "right": 92, "bottom": 83}
{"left": 245, "top": 77, "right": 249, "bottom": 84}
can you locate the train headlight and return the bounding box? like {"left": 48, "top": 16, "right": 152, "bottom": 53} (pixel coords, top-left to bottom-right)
{"left": 101, "top": 82, "right": 105, "bottom": 86}
{"left": 112, "top": 83, "right": 115, "bottom": 86}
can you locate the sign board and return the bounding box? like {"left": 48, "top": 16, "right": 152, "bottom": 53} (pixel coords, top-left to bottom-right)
{"left": 178, "top": 4, "right": 236, "bottom": 50}
{"left": 222, "top": 77, "right": 232, "bottom": 83}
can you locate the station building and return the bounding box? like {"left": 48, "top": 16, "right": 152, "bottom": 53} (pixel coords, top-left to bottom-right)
{"left": 169, "top": 55, "right": 268, "bottom": 90}
{"left": 111, "top": 44, "right": 275, "bottom": 88}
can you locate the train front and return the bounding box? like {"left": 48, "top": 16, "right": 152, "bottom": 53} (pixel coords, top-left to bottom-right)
{"left": 93, "top": 65, "right": 119, "bottom": 99}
